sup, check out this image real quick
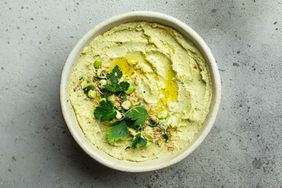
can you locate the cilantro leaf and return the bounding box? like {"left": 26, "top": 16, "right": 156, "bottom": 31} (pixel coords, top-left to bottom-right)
{"left": 105, "top": 82, "right": 129, "bottom": 93}
{"left": 125, "top": 104, "right": 149, "bottom": 130}
{"left": 118, "top": 81, "right": 130, "bottom": 91}
{"left": 107, "top": 121, "right": 129, "bottom": 144}
{"left": 132, "top": 133, "right": 147, "bottom": 148}
{"left": 94, "top": 100, "right": 117, "bottom": 121}
{"left": 82, "top": 84, "right": 94, "bottom": 94}
{"left": 107, "top": 65, "right": 122, "bottom": 84}
{"left": 105, "top": 66, "right": 130, "bottom": 93}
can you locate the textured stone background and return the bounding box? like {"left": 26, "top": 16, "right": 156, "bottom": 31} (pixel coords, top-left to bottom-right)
{"left": 0, "top": 0, "right": 281, "bottom": 187}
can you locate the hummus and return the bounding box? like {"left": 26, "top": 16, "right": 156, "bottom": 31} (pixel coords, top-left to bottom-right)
{"left": 68, "top": 22, "right": 212, "bottom": 161}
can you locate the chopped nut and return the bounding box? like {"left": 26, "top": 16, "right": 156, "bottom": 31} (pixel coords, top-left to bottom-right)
{"left": 114, "top": 100, "right": 121, "bottom": 108}
{"left": 131, "top": 73, "right": 139, "bottom": 80}
{"left": 156, "top": 138, "right": 164, "bottom": 146}
{"left": 127, "top": 92, "right": 138, "bottom": 105}
{"left": 167, "top": 146, "right": 174, "bottom": 152}
{"left": 167, "top": 142, "right": 175, "bottom": 152}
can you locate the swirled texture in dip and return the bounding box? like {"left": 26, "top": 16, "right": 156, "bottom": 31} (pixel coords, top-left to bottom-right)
{"left": 68, "top": 22, "right": 212, "bottom": 161}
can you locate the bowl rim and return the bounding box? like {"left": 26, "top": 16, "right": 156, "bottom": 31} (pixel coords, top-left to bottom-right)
{"left": 60, "top": 11, "right": 221, "bottom": 172}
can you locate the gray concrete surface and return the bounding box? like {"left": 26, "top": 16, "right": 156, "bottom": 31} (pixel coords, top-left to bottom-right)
{"left": 0, "top": 0, "right": 281, "bottom": 187}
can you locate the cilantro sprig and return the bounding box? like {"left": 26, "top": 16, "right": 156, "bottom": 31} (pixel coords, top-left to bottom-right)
{"left": 105, "top": 66, "right": 130, "bottom": 93}
{"left": 91, "top": 65, "right": 150, "bottom": 148}
{"left": 79, "top": 61, "right": 171, "bottom": 148}
{"left": 94, "top": 101, "right": 149, "bottom": 147}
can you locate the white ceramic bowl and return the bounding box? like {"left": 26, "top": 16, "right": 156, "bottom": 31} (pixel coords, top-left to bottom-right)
{"left": 60, "top": 11, "right": 221, "bottom": 172}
